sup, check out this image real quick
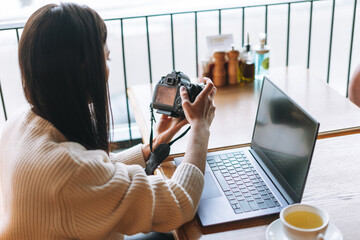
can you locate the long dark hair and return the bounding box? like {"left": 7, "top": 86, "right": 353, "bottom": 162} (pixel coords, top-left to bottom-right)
{"left": 19, "top": 3, "right": 111, "bottom": 153}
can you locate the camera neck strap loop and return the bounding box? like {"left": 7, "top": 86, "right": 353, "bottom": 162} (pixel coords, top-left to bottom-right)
{"left": 149, "top": 106, "right": 156, "bottom": 152}
{"left": 145, "top": 105, "right": 191, "bottom": 175}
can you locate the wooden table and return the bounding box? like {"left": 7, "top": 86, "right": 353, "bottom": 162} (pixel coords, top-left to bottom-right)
{"left": 155, "top": 133, "right": 360, "bottom": 239}
{"left": 128, "top": 66, "right": 360, "bottom": 156}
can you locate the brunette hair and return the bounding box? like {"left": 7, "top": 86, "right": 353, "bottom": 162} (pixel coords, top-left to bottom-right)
{"left": 19, "top": 3, "right": 110, "bottom": 153}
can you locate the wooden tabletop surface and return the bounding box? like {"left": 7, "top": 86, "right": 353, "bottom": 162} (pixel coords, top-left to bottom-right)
{"left": 155, "top": 133, "right": 360, "bottom": 239}
{"left": 128, "top": 66, "right": 360, "bottom": 156}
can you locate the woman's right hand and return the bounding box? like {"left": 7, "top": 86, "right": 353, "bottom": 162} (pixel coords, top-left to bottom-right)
{"left": 180, "top": 77, "right": 216, "bottom": 129}
{"left": 179, "top": 78, "right": 216, "bottom": 174}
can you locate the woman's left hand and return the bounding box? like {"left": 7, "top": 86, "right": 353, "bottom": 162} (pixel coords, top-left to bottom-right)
{"left": 142, "top": 114, "right": 188, "bottom": 161}
{"left": 154, "top": 114, "right": 188, "bottom": 145}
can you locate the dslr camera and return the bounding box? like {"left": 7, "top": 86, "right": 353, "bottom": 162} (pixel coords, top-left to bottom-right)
{"left": 151, "top": 71, "right": 203, "bottom": 118}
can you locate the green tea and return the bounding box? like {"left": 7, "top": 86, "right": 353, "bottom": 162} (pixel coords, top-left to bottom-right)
{"left": 285, "top": 211, "right": 323, "bottom": 229}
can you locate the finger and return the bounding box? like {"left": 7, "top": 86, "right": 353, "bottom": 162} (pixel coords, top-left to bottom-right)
{"left": 180, "top": 86, "right": 191, "bottom": 108}
{"left": 197, "top": 80, "right": 214, "bottom": 100}
{"left": 199, "top": 77, "right": 210, "bottom": 84}
{"left": 160, "top": 114, "right": 170, "bottom": 120}
{"left": 210, "top": 86, "right": 217, "bottom": 100}
{"left": 202, "top": 77, "right": 214, "bottom": 86}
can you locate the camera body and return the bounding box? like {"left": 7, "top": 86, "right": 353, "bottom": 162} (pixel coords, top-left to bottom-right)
{"left": 151, "top": 71, "right": 203, "bottom": 118}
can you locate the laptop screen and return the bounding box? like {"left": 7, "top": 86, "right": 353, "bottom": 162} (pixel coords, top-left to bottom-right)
{"left": 251, "top": 78, "right": 319, "bottom": 203}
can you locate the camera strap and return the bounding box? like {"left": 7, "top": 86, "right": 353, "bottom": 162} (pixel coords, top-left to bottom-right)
{"left": 145, "top": 106, "right": 191, "bottom": 175}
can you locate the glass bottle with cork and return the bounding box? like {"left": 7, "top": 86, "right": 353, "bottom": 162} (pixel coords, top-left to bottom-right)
{"left": 241, "top": 33, "right": 255, "bottom": 83}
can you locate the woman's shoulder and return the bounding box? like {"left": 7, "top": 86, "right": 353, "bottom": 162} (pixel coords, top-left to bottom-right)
{"left": 0, "top": 106, "right": 110, "bottom": 171}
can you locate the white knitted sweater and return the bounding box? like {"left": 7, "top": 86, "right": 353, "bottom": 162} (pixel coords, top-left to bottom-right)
{"left": 0, "top": 109, "right": 204, "bottom": 240}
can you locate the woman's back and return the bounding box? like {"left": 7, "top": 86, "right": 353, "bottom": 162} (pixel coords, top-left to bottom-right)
{"left": 0, "top": 109, "right": 204, "bottom": 239}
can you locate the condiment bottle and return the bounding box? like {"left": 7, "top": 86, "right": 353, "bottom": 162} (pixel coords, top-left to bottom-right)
{"left": 254, "top": 33, "right": 270, "bottom": 79}
{"left": 227, "top": 46, "right": 240, "bottom": 85}
{"left": 241, "top": 34, "right": 255, "bottom": 83}
{"left": 212, "top": 51, "right": 227, "bottom": 87}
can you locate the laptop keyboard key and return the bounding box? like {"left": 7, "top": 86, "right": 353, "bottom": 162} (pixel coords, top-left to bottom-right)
{"left": 230, "top": 199, "right": 237, "bottom": 205}
{"left": 220, "top": 155, "right": 227, "bottom": 160}
{"left": 220, "top": 169, "right": 228, "bottom": 174}
{"left": 259, "top": 202, "right": 268, "bottom": 209}
{"left": 241, "top": 188, "right": 248, "bottom": 193}
{"left": 234, "top": 208, "right": 243, "bottom": 214}
{"left": 227, "top": 179, "right": 235, "bottom": 184}
{"left": 250, "top": 190, "right": 258, "bottom": 195}
{"left": 254, "top": 182, "right": 262, "bottom": 187}
{"left": 245, "top": 196, "right": 253, "bottom": 201}
{"left": 229, "top": 184, "right": 237, "bottom": 189}
{"left": 213, "top": 156, "right": 222, "bottom": 163}
{"left": 231, "top": 173, "right": 239, "bottom": 178}
{"left": 234, "top": 192, "right": 243, "bottom": 197}
{"left": 238, "top": 200, "right": 252, "bottom": 212}
{"left": 248, "top": 201, "right": 260, "bottom": 211}
{"left": 213, "top": 170, "right": 230, "bottom": 192}
{"left": 223, "top": 172, "right": 230, "bottom": 177}
{"left": 236, "top": 196, "right": 245, "bottom": 201}
{"left": 259, "top": 190, "right": 267, "bottom": 195}
{"left": 245, "top": 182, "right": 252, "bottom": 187}
{"left": 263, "top": 195, "right": 270, "bottom": 200}
{"left": 265, "top": 199, "right": 276, "bottom": 208}
{"left": 224, "top": 190, "right": 232, "bottom": 196}
{"left": 253, "top": 194, "right": 261, "bottom": 199}
{"left": 227, "top": 195, "right": 235, "bottom": 201}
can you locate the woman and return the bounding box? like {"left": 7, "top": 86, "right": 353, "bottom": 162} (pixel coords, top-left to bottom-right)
{"left": 0, "top": 3, "right": 216, "bottom": 240}
{"left": 349, "top": 65, "right": 360, "bottom": 107}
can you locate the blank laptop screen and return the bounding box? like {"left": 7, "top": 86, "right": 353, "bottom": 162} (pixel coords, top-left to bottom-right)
{"left": 251, "top": 78, "right": 319, "bottom": 203}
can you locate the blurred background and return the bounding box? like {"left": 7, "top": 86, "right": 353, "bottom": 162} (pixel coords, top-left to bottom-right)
{"left": 0, "top": 0, "right": 359, "bottom": 145}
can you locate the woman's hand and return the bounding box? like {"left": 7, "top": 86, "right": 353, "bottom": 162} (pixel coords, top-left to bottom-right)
{"left": 142, "top": 78, "right": 216, "bottom": 162}
{"left": 180, "top": 77, "right": 216, "bottom": 129}
{"left": 141, "top": 115, "right": 188, "bottom": 161}
{"left": 155, "top": 115, "right": 188, "bottom": 143}
{"left": 179, "top": 77, "right": 216, "bottom": 174}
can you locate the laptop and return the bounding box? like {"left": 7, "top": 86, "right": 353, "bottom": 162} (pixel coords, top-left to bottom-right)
{"left": 174, "top": 77, "right": 320, "bottom": 226}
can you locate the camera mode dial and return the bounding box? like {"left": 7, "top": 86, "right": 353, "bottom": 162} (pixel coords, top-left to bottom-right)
{"left": 175, "top": 96, "right": 182, "bottom": 108}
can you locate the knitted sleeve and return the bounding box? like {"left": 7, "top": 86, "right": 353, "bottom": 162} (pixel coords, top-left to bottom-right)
{"left": 109, "top": 144, "right": 146, "bottom": 167}
{"left": 62, "top": 148, "right": 204, "bottom": 239}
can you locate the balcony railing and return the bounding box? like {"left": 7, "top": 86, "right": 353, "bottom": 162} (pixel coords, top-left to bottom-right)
{"left": 0, "top": 0, "right": 358, "bottom": 147}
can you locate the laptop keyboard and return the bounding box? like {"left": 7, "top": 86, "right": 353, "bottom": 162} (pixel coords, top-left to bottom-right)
{"left": 206, "top": 151, "right": 281, "bottom": 214}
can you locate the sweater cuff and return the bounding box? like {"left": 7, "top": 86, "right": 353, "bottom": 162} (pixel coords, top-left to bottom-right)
{"left": 110, "top": 144, "right": 146, "bottom": 168}
{"left": 171, "top": 163, "right": 204, "bottom": 204}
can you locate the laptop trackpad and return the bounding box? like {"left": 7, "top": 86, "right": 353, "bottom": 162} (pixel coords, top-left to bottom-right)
{"left": 201, "top": 171, "right": 222, "bottom": 200}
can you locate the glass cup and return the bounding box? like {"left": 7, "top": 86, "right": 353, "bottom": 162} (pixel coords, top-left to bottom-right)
{"left": 280, "top": 204, "right": 329, "bottom": 240}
